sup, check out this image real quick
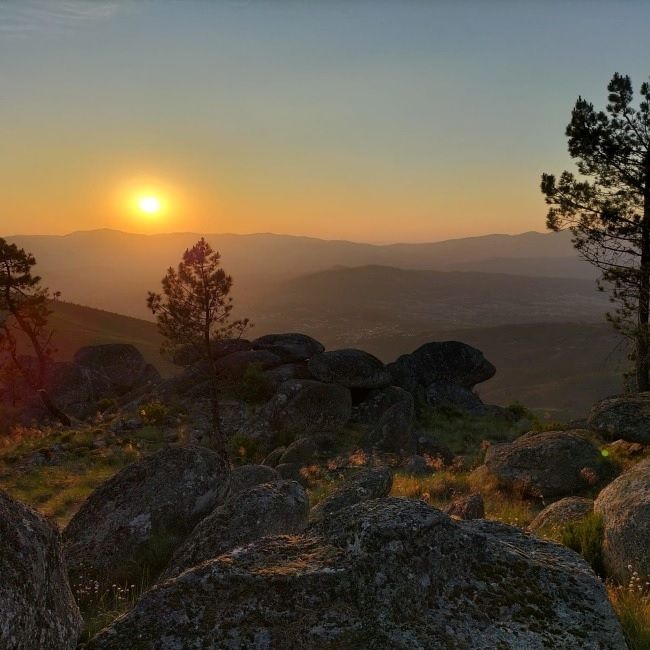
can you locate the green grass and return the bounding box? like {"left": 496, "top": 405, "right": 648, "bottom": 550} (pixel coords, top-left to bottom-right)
{"left": 0, "top": 423, "right": 167, "bottom": 526}
{"left": 416, "top": 404, "right": 529, "bottom": 465}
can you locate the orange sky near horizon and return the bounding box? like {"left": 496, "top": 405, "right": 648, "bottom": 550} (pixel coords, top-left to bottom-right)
{"left": 3, "top": 1, "right": 650, "bottom": 243}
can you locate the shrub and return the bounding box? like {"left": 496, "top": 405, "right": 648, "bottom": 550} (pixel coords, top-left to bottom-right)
{"left": 228, "top": 431, "right": 260, "bottom": 463}
{"left": 234, "top": 364, "right": 274, "bottom": 403}
{"left": 560, "top": 513, "right": 605, "bottom": 577}
{"left": 95, "top": 398, "right": 117, "bottom": 414}
{"left": 139, "top": 400, "right": 168, "bottom": 426}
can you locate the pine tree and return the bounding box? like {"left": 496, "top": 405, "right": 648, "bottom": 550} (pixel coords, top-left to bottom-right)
{"left": 0, "top": 238, "right": 69, "bottom": 424}
{"left": 541, "top": 73, "right": 650, "bottom": 391}
{"left": 147, "top": 238, "right": 249, "bottom": 457}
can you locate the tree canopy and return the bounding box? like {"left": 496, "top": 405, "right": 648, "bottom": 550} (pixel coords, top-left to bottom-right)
{"left": 541, "top": 73, "right": 650, "bottom": 390}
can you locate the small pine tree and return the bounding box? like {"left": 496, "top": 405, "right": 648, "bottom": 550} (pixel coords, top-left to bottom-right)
{"left": 147, "top": 238, "right": 249, "bottom": 457}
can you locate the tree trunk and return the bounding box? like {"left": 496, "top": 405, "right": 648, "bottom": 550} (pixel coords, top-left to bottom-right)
{"left": 637, "top": 156, "right": 650, "bottom": 392}
{"left": 37, "top": 389, "right": 72, "bottom": 426}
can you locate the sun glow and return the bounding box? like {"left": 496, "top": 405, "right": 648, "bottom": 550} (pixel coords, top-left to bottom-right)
{"left": 138, "top": 195, "right": 161, "bottom": 214}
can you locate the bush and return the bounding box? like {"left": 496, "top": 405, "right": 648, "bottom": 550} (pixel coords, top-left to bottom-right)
{"left": 228, "top": 431, "right": 260, "bottom": 463}
{"left": 234, "top": 364, "right": 274, "bottom": 403}
{"left": 138, "top": 400, "right": 168, "bottom": 426}
{"left": 95, "top": 398, "right": 117, "bottom": 414}
{"left": 560, "top": 513, "right": 605, "bottom": 577}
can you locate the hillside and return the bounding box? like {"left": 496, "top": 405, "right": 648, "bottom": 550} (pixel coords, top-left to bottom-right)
{"left": 13, "top": 302, "right": 173, "bottom": 377}
{"left": 252, "top": 265, "right": 609, "bottom": 339}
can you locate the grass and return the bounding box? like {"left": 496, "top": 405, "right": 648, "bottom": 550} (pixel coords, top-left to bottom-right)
{"left": 0, "top": 422, "right": 167, "bottom": 526}
{"left": 416, "top": 404, "right": 530, "bottom": 465}
{"left": 609, "top": 582, "right": 650, "bottom": 650}
{"left": 391, "top": 468, "right": 539, "bottom": 527}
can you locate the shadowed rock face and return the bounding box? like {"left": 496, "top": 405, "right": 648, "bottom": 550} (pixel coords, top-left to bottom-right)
{"left": 0, "top": 490, "right": 82, "bottom": 650}
{"left": 308, "top": 349, "right": 392, "bottom": 389}
{"left": 595, "top": 456, "right": 650, "bottom": 582}
{"left": 85, "top": 498, "right": 626, "bottom": 650}
{"left": 162, "top": 480, "right": 309, "bottom": 581}
{"left": 483, "top": 430, "right": 606, "bottom": 498}
{"left": 63, "top": 446, "right": 230, "bottom": 586}
{"left": 588, "top": 392, "right": 650, "bottom": 443}
{"left": 228, "top": 465, "right": 281, "bottom": 496}
{"left": 252, "top": 333, "right": 325, "bottom": 363}
{"left": 254, "top": 379, "right": 352, "bottom": 436}
{"left": 388, "top": 340, "right": 496, "bottom": 393}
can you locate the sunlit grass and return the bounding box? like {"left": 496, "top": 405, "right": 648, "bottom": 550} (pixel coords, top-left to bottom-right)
{"left": 608, "top": 581, "right": 650, "bottom": 650}
{"left": 0, "top": 423, "right": 166, "bottom": 526}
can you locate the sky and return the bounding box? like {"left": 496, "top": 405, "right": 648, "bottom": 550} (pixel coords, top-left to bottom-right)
{"left": 2, "top": 0, "right": 650, "bottom": 243}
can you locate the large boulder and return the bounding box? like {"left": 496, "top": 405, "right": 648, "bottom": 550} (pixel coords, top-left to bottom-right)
{"left": 0, "top": 490, "right": 83, "bottom": 650}
{"left": 63, "top": 446, "right": 230, "bottom": 585}
{"left": 308, "top": 349, "right": 392, "bottom": 389}
{"left": 528, "top": 497, "right": 594, "bottom": 536}
{"left": 85, "top": 498, "right": 626, "bottom": 649}
{"left": 73, "top": 343, "right": 160, "bottom": 396}
{"left": 254, "top": 379, "right": 352, "bottom": 436}
{"left": 252, "top": 333, "right": 325, "bottom": 362}
{"left": 483, "top": 430, "right": 607, "bottom": 498}
{"left": 309, "top": 467, "right": 393, "bottom": 523}
{"left": 162, "top": 480, "right": 309, "bottom": 580}
{"left": 588, "top": 392, "right": 650, "bottom": 443}
{"left": 388, "top": 340, "right": 496, "bottom": 393}
{"left": 594, "top": 456, "right": 650, "bottom": 582}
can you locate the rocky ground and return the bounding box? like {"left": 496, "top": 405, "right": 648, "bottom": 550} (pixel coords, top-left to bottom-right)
{"left": 1, "top": 336, "right": 649, "bottom": 648}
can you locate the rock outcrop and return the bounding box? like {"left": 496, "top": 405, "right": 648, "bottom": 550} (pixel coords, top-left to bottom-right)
{"left": 0, "top": 490, "right": 83, "bottom": 650}
{"left": 309, "top": 466, "right": 393, "bottom": 523}
{"left": 528, "top": 497, "right": 594, "bottom": 535}
{"left": 483, "top": 430, "right": 606, "bottom": 498}
{"left": 388, "top": 340, "right": 496, "bottom": 393}
{"left": 588, "top": 392, "right": 650, "bottom": 443}
{"left": 255, "top": 379, "right": 352, "bottom": 436}
{"left": 252, "top": 333, "right": 325, "bottom": 362}
{"left": 85, "top": 498, "right": 626, "bottom": 649}
{"left": 63, "top": 446, "right": 230, "bottom": 585}
{"left": 308, "top": 349, "right": 392, "bottom": 389}
{"left": 162, "top": 480, "right": 309, "bottom": 580}
{"left": 594, "top": 456, "right": 650, "bottom": 582}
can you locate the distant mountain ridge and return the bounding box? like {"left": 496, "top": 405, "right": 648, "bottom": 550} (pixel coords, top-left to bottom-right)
{"left": 4, "top": 228, "right": 590, "bottom": 319}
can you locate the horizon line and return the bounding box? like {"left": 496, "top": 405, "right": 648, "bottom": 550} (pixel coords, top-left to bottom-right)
{"left": 4, "top": 226, "right": 559, "bottom": 248}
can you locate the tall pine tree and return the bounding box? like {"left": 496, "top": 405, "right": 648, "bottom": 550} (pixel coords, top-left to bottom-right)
{"left": 542, "top": 73, "right": 650, "bottom": 391}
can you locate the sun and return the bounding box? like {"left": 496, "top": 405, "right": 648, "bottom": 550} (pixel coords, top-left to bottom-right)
{"left": 138, "top": 195, "right": 161, "bottom": 215}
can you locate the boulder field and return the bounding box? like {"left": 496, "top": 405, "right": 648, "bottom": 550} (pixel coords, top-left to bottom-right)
{"left": 84, "top": 498, "right": 626, "bottom": 649}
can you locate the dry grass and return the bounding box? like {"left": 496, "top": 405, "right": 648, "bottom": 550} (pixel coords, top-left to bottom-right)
{"left": 608, "top": 579, "right": 650, "bottom": 650}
